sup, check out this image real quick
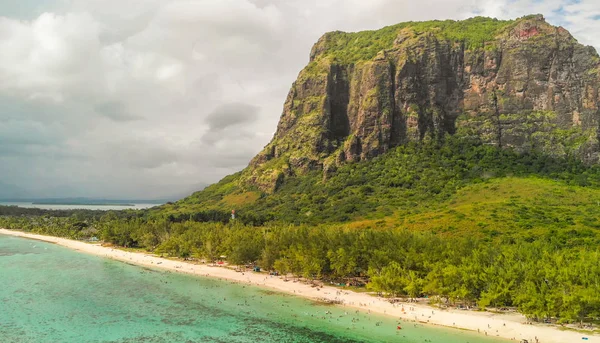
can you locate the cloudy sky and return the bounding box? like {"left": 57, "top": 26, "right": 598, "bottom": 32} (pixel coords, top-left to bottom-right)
{"left": 1, "top": 0, "right": 600, "bottom": 199}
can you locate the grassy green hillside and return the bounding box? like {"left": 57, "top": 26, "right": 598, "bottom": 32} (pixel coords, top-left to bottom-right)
{"left": 157, "top": 136, "right": 600, "bottom": 243}
{"left": 365, "top": 177, "right": 600, "bottom": 243}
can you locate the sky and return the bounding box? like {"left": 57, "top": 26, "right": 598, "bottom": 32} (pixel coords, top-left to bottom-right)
{"left": 1, "top": 0, "right": 600, "bottom": 199}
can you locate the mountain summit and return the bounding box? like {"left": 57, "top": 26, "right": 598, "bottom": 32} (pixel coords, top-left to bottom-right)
{"left": 243, "top": 14, "right": 600, "bottom": 192}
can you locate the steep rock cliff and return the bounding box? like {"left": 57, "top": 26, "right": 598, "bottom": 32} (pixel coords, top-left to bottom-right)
{"left": 245, "top": 15, "right": 600, "bottom": 192}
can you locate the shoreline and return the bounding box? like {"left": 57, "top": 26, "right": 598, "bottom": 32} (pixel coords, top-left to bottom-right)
{"left": 1, "top": 229, "right": 597, "bottom": 343}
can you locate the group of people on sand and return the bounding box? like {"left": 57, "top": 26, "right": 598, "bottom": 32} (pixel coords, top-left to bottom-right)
{"left": 106, "top": 247, "right": 549, "bottom": 343}
{"left": 519, "top": 337, "right": 540, "bottom": 343}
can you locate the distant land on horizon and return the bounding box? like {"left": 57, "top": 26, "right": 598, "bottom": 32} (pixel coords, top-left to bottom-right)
{"left": 0, "top": 198, "right": 168, "bottom": 205}
{"left": 0, "top": 183, "right": 208, "bottom": 205}
{"left": 30, "top": 202, "right": 136, "bottom": 207}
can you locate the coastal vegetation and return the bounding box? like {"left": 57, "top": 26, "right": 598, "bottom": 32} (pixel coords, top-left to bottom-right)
{"left": 2, "top": 212, "right": 600, "bottom": 326}
{"left": 3, "top": 138, "right": 600, "bottom": 327}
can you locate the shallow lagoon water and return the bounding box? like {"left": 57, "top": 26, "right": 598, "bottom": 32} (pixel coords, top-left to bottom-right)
{"left": 0, "top": 235, "right": 507, "bottom": 342}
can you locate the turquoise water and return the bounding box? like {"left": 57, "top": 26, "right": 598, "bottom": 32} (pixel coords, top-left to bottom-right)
{"left": 0, "top": 235, "right": 507, "bottom": 343}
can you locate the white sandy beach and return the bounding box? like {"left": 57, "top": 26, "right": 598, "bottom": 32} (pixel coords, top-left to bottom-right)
{"left": 1, "top": 228, "right": 597, "bottom": 343}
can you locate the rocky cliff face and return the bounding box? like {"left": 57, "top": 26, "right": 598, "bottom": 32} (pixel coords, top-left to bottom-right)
{"left": 245, "top": 15, "right": 600, "bottom": 192}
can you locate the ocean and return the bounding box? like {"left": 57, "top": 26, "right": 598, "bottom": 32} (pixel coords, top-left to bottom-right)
{"left": 0, "top": 202, "right": 157, "bottom": 211}
{"left": 0, "top": 234, "right": 507, "bottom": 343}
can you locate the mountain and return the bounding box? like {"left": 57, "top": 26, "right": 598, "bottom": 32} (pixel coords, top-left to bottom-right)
{"left": 157, "top": 15, "right": 600, "bottom": 226}
{"left": 246, "top": 14, "right": 599, "bottom": 191}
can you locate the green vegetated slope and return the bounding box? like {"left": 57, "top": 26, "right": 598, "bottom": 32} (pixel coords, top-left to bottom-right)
{"left": 397, "top": 177, "right": 600, "bottom": 241}
{"left": 158, "top": 136, "right": 600, "bottom": 245}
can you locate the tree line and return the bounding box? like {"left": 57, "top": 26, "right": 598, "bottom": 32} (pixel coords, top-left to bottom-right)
{"left": 1, "top": 214, "right": 599, "bottom": 326}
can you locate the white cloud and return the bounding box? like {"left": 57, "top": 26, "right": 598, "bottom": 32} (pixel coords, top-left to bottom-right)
{"left": 0, "top": 0, "right": 599, "bottom": 199}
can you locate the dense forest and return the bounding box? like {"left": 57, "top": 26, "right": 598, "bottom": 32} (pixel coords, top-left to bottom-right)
{"left": 2, "top": 138, "right": 600, "bottom": 327}
{"left": 1, "top": 215, "right": 599, "bottom": 326}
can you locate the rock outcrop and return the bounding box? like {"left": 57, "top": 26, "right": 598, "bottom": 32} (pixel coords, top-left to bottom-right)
{"left": 245, "top": 15, "right": 600, "bottom": 192}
